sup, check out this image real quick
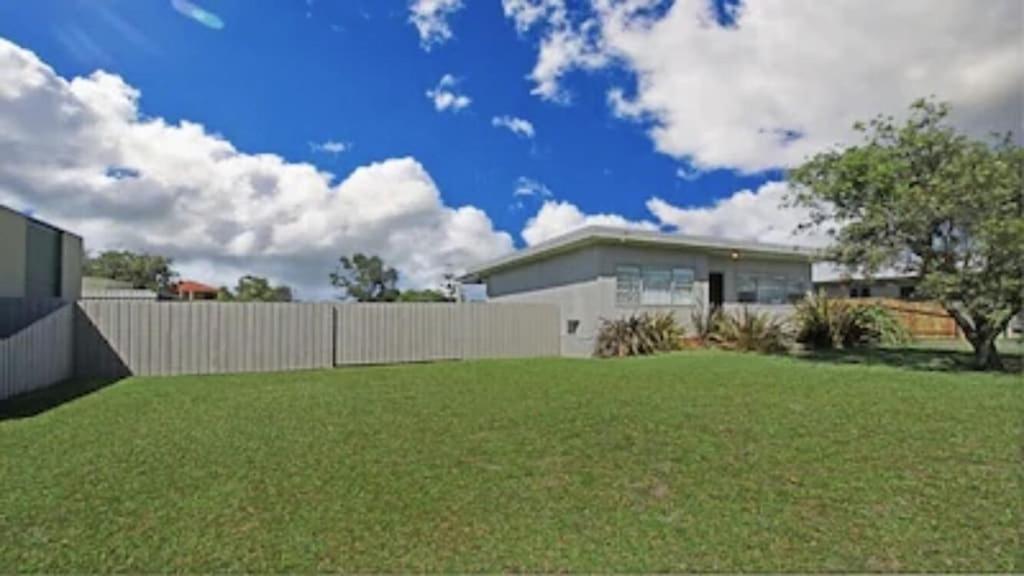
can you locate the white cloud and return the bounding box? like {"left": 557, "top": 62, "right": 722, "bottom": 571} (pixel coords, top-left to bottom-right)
{"left": 646, "top": 181, "right": 830, "bottom": 247}
{"left": 513, "top": 177, "right": 552, "bottom": 197}
{"left": 521, "top": 199, "right": 658, "bottom": 245}
{"left": 309, "top": 140, "right": 349, "bottom": 154}
{"left": 519, "top": 180, "right": 830, "bottom": 248}
{"left": 509, "top": 0, "right": 1023, "bottom": 171}
{"left": 0, "top": 38, "right": 513, "bottom": 298}
{"left": 426, "top": 73, "right": 471, "bottom": 112}
{"left": 492, "top": 115, "right": 536, "bottom": 138}
{"left": 409, "top": 0, "right": 463, "bottom": 50}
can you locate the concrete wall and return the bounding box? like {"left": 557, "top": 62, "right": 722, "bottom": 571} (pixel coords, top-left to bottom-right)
{"left": 487, "top": 243, "right": 811, "bottom": 356}
{"left": 0, "top": 208, "right": 27, "bottom": 298}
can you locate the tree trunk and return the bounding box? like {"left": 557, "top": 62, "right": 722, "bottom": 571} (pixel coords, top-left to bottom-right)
{"left": 945, "top": 306, "right": 1006, "bottom": 371}
{"left": 970, "top": 333, "right": 1004, "bottom": 371}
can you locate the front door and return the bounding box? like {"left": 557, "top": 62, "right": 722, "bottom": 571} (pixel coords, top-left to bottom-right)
{"left": 709, "top": 272, "right": 724, "bottom": 310}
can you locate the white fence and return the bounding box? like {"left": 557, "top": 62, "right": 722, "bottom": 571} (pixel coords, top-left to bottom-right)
{"left": 0, "top": 304, "right": 73, "bottom": 400}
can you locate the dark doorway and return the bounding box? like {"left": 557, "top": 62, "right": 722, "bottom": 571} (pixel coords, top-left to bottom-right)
{"left": 709, "top": 272, "right": 724, "bottom": 309}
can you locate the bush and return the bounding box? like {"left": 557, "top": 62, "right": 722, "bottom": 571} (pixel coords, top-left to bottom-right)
{"left": 708, "top": 307, "right": 791, "bottom": 354}
{"left": 594, "top": 312, "right": 682, "bottom": 358}
{"left": 690, "top": 303, "right": 724, "bottom": 345}
{"left": 795, "top": 292, "right": 910, "bottom": 349}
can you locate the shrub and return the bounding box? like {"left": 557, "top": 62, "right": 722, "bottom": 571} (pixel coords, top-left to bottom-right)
{"left": 708, "top": 307, "right": 791, "bottom": 354}
{"left": 795, "top": 292, "right": 911, "bottom": 349}
{"left": 594, "top": 312, "right": 682, "bottom": 358}
{"left": 690, "top": 303, "right": 724, "bottom": 345}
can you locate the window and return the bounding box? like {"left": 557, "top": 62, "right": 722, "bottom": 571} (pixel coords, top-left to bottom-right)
{"left": 616, "top": 266, "right": 641, "bottom": 305}
{"left": 738, "top": 274, "right": 758, "bottom": 303}
{"left": 671, "top": 268, "right": 695, "bottom": 305}
{"left": 616, "top": 265, "right": 696, "bottom": 306}
{"left": 641, "top": 268, "right": 672, "bottom": 305}
{"left": 739, "top": 273, "right": 807, "bottom": 304}
{"left": 787, "top": 279, "right": 808, "bottom": 303}
{"left": 899, "top": 285, "right": 916, "bottom": 300}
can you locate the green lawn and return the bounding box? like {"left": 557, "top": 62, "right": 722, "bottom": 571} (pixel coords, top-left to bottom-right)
{"left": 1, "top": 351, "right": 1020, "bottom": 572}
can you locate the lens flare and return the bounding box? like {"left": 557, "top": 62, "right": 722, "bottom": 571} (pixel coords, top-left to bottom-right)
{"left": 170, "top": 0, "right": 224, "bottom": 30}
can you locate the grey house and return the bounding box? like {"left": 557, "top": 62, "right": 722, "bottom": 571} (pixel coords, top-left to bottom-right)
{"left": 461, "top": 226, "right": 817, "bottom": 356}
{"left": 0, "top": 205, "right": 82, "bottom": 300}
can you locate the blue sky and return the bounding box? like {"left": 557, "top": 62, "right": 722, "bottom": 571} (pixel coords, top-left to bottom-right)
{"left": 0, "top": 0, "right": 1018, "bottom": 296}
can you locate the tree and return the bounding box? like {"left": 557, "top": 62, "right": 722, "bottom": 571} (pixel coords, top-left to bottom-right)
{"left": 397, "top": 289, "right": 452, "bottom": 303}
{"left": 788, "top": 99, "right": 1023, "bottom": 370}
{"left": 84, "top": 250, "right": 177, "bottom": 292}
{"left": 329, "top": 254, "right": 400, "bottom": 302}
{"left": 235, "top": 275, "right": 293, "bottom": 302}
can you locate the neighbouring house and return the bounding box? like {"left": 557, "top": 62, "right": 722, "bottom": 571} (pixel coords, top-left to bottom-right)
{"left": 82, "top": 276, "right": 159, "bottom": 300}
{"left": 460, "top": 226, "right": 817, "bottom": 356}
{"left": 173, "top": 280, "right": 219, "bottom": 301}
{"left": 0, "top": 205, "right": 83, "bottom": 300}
{"left": 812, "top": 264, "right": 921, "bottom": 300}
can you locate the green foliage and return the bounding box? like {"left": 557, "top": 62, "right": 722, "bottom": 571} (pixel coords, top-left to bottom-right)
{"left": 329, "top": 253, "right": 400, "bottom": 302}
{"left": 594, "top": 312, "right": 682, "bottom": 358}
{"left": 83, "top": 250, "right": 177, "bottom": 291}
{"left": 690, "top": 303, "right": 724, "bottom": 344}
{"left": 397, "top": 289, "right": 453, "bottom": 303}
{"left": 788, "top": 98, "right": 1023, "bottom": 369}
{"left": 795, "top": 292, "right": 910, "bottom": 349}
{"left": 708, "top": 307, "right": 790, "bottom": 354}
{"left": 215, "top": 276, "right": 292, "bottom": 302}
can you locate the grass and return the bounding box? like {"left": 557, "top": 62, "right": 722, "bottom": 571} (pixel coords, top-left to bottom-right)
{"left": 795, "top": 337, "right": 1024, "bottom": 373}
{"left": 1, "top": 351, "right": 1020, "bottom": 572}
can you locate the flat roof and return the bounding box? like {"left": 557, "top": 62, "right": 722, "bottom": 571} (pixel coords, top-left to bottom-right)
{"left": 461, "top": 225, "right": 820, "bottom": 281}
{"left": 0, "top": 204, "right": 83, "bottom": 241}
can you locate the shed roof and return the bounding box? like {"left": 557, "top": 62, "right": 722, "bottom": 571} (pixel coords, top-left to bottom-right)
{"left": 461, "top": 226, "right": 820, "bottom": 281}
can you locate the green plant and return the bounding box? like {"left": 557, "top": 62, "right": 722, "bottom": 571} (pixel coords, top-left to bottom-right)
{"left": 690, "top": 303, "right": 723, "bottom": 344}
{"left": 594, "top": 312, "right": 682, "bottom": 358}
{"left": 795, "top": 292, "right": 910, "bottom": 349}
{"left": 708, "top": 307, "right": 790, "bottom": 353}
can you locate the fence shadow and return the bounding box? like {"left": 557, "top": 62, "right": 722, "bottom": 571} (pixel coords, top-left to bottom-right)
{"left": 792, "top": 345, "right": 1022, "bottom": 375}
{"left": 0, "top": 377, "right": 124, "bottom": 421}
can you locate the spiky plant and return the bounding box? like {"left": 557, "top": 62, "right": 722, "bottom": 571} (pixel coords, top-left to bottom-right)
{"left": 594, "top": 312, "right": 682, "bottom": 358}
{"left": 708, "top": 307, "right": 791, "bottom": 354}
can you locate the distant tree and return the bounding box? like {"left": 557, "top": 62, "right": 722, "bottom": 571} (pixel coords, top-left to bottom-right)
{"left": 397, "top": 289, "right": 452, "bottom": 303}
{"left": 216, "top": 275, "right": 293, "bottom": 302}
{"left": 788, "top": 98, "right": 1023, "bottom": 370}
{"left": 84, "top": 250, "right": 177, "bottom": 291}
{"left": 330, "top": 254, "right": 400, "bottom": 302}
{"left": 234, "top": 275, "right": 293, "bottom": 302}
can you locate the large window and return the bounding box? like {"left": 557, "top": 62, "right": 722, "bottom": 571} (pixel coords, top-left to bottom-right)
{"left": 738, "top": 273, "right": 808, "bottom": 304}
{"left": 616, "top": 265, "right": 695, "bottom": 306}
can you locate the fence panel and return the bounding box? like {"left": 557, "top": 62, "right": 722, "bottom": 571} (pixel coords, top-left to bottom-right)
{"left": 0, "top": 304, "right": 73, "bottom": 400}
{"left": 852, "top": 298, "right": 959, "bottom": 340}
{"left": 333, "top": 303, "right": 560, "bottom": 365}
{"left": 0, "top": 298, "right": 65, "bottom": 339}
{"left": 74, "top": 301, "right": 334, "bottom": 378}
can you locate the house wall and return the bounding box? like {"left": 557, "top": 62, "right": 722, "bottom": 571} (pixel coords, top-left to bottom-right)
{"left": 487, "top": 243, "right": 811, "bottom": 356}
{"left": 0, "top": 208, "right": 27, "bottom": 298}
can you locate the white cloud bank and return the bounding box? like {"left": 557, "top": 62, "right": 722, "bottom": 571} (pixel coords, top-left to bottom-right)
{"left": 426, "top": 73, "right": 471, "bottom": 112}
{"left": 508, "top": 0, "right": 1023, "bottom": 171}
{"left": 522, "top": 181, "right": 830, "bottom": 248}
{"left": 408, "top": 0, "right": 464, "bottom": 50}
{"left": 0, "top": 38, "right": 512, "bottom": 298}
